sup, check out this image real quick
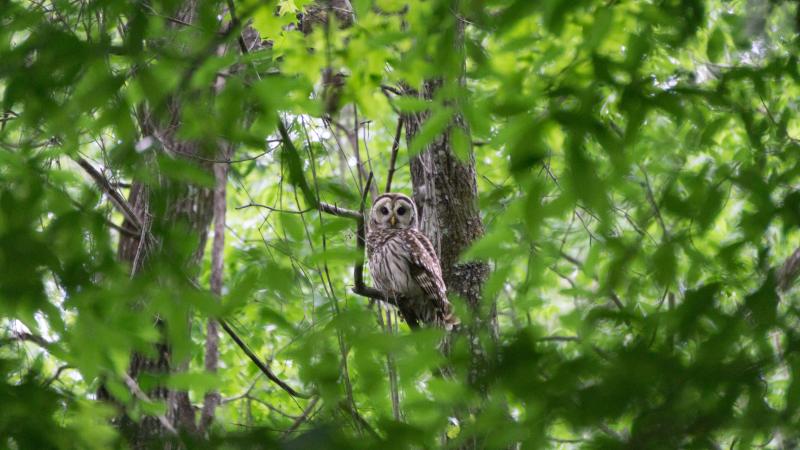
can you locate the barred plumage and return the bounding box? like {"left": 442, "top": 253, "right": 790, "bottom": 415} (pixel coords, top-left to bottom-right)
{"left": 366, "top": 193, "right": 456, "bottom": 329}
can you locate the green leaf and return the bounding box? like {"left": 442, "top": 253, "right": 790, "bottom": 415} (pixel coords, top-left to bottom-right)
{"left": 408, "top": 107, "right": 453, "bottom": 155}
{"left": 706, "top": 27, "right": 725, "bottom": 63}
{"left": 165, "top": 372, "right": 221, "bottom": 393}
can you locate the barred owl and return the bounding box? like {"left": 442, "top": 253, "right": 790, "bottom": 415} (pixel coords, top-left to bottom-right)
{"left": 366, "top": 193, "right": 457, "bottom": 329}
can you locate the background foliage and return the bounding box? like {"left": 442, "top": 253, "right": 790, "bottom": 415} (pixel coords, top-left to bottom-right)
{"left": 2, "top": 0, "right": 800, "bottom": 448}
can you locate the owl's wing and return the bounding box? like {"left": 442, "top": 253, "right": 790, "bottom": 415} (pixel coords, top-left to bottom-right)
{"left": 402, "top": 230, "right": 457, "bottom": 328}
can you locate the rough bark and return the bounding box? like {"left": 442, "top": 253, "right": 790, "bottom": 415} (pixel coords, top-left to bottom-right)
{"left": 199, "top": 150, "right": 230, "bottom": 433}
{"left": 406, "top": 83, "right": 488, "bottom": 309}
{"left": 109, "top": 2, "right": 223, "bottom": 447}
{"left": 778, "top": 247, "right": 800, "bottom": 292}
{"left": 114, "top": 121, "right": 215, "bottom": 449}
{"left": 404, "top": 5, "right": 494, "bottom": 388}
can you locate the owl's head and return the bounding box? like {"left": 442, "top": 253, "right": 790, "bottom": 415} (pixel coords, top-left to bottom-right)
{"left": 369, "top": 193, "right": 418, "bottom": 230}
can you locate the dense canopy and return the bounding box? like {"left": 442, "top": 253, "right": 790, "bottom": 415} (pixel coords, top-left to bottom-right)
{"left": 2, "top": 0, "right": 800, "bottom": 448}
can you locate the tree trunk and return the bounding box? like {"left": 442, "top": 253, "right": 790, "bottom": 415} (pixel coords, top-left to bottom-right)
{"left": 406, "top": 79, "right": 488, "bottom": 312}
{"left": 110, "top": 3, "right": 222, "bottom": 447}
{"left": 404, "top": 7, "right": 493, "bottom": 388}
{"left": 199, "top": 148, "right": 231, "bottom": 433}
{"left": 112, "top": 135, "right": 215, "bottom": 449}
{"left": 114, "top": 121, "right": 215, "bottom": 448}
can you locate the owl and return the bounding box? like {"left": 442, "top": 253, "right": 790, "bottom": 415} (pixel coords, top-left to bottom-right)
{"left": 366, "top": 193, "right": 457, "bottom": 330}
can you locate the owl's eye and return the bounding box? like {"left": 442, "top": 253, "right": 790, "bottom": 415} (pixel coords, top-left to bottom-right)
{"left": 379, "top": 206, "right": 389, "bottom": 215}
{"left": 397, "top": 206, "right": 407, "bottom": 216}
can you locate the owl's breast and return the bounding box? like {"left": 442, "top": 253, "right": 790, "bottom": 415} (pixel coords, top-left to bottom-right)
{"left": 367, "top": 233, "right": 423, "bottom": 298}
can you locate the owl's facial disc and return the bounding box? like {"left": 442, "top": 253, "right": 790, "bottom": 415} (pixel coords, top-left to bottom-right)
{"left": 393, "top": 198, "right": 415, "bottom": 229}
{"left": 371, "top": 193, "right": 416, "bottom": 229}
{"left": 371, "top": 196, "right": 394, "bottom": 229}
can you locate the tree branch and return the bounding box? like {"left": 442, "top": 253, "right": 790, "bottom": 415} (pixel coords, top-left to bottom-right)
{"left": 384, "top": 117, "right": 403, "bottom": 193}
{"left": 219, "top": 319, "right": 309, "bottom": 399}
{"left": 281, "top": 396, "right": 320, "bottom": 438}
{"left": 0, "top": 331, "right": 53, "bottom": 348}
{"left": 354, "top": 173, "right": 372, "bottom": 291}
{"left": 169, "top": 148, "right": 275, "bottom": 164}
{"left": 338, "top": 400, "right": 380, "bottom": 439}
{"left": 74, "top": 157, "right": 142, "bottom": 232}
{"left": 237, "top": 201, "right": 362, "bottom": 220}
{"left": 44, "top": 364, "right": 72, "bottom": 387}
{"left": 319, "top": 202, "right": 362, "bottom": 220}
{"left": 121, "top": 372, "right": 178, "bottom": 435}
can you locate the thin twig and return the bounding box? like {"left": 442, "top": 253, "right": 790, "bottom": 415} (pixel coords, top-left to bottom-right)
{"left": 121, "top": 373, "right": 178, "bottom": 435}
{"left": 281, "top": 396, "right": 320, "bottom": 438}
{"left": 238, "top": 201, "right": 362, "bottom": 220}
{"left": 385, "top": 117, "right": 403, "bottom": 193}
{"left": 338, "top": 400, "right": 380, "bottom": 439}
{"left": 169, "top": 148, "right": 275, "bottom": 164}
{"left": 220, "top": 378, "right": 258, "bottom": 405}
{"left": 639, "top": 165, "right": 669, "bottom": 240}
{"left": 608, "top": 292, "right": 632, "bottom": 328}
{"left": 0, "top": 331, "right": 52, "bottom": 348}
{"left": 74, "top": 157, "right": 142, "bottom": 232}
{"left": 237, "top": 203, "right": 315, "bottom": 214}
{"left": 219, "top": 319, "right": 309, "bottom": 399}
{"left": 380, "top": 84, "right": 403, "bottom": 96}
{"left": 319, "top": 202, "right": 362, "bottom": 220}
{"left": 538, "top": 336, "right": 580, "bottom": 342}
{"left": 44, "top": 364, "right": 72, "bottom": 387}
{"left": 354, "top": 173, "right": 373, "bottom": 291}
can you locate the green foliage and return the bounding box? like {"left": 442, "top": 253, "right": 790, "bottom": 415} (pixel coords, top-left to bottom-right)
{"left": 2, "top": 0, "right": 800, "bottom": 448}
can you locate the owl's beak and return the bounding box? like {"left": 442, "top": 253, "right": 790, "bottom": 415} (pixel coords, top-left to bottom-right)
{"left": 390, "top": 215, "right": 397, "bottom": 226}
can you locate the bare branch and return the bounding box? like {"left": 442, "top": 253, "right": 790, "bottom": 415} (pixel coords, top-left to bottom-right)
{"left": 281, "top": 396, "right": 320, "bottom": 438}
{"left": 44, "top": 364, "right": 72, "bottom": 387}
{"left": 219, "top": 319, "right": 310, "bottom": 399}
{"left": 639, "top": 165, "right": 669, "bottom": 240}
{"left": 385, "top": 117, "right": 403, "bottom": 193}
{"left": 237, "top": 201, "right": 362, "bottom": 220}
{"left": 0, "top": 331, "right": 52, "bottom": 348}
{"left": 74, "top": 157, "right": 142, "bottom": 232}
{"left": 319, "top": 202, "right": 362, "bottom": 220}
{"left": 537, "top": 336, "right": 580, "bottom": 343}
{"left": 354, "top": 173, "right": 372, "bottom": 291}
{"left": 236, "top": 203, "right": 314, "bottom": 214}
{"left": 220, "top": 378, "right": 259, "bottom": 405}
{"left": 338, "top": 400, "right": 380, "bottom": 439}
{"left": 106, "top": 220, "right": 140, "bottom": 237}
{"left": 169, "top": 148, "right": 275, "bottom": 164}
{"left": 559, "top": 250, "right": 583, "bottom": 267}
{"left": 121, "top": 373, "right": 177, "bottom": 435}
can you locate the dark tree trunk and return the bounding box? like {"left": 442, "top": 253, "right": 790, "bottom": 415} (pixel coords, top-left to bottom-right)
{"left": 404, "top": 5, "right": 494, "bottom": 390}
{"left": 113, "top": 117, "right": 216, "bottom": 448}
{"left": 406, "top": 79, "right": 488, "bottom": 312}
{"left": 109, "top": 2, "right": 222, "bottom": 447}
{"left": 405, "top": 83, "right": 493, "bottom": 383}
